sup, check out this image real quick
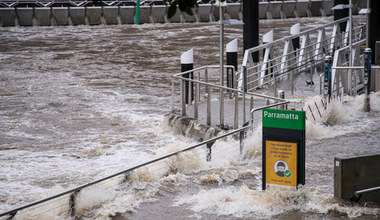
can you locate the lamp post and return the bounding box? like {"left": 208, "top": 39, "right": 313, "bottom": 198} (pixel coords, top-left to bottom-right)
{"left": 217, "top": 0, "right": 226, "bottom": 127}
{"left": 216, "top": 0, "right": 243, "bottom": 128}
{"left": 359, "top": 0, "right": 371, "bottom": 47}
{"left": 332, "top": 1, "right": 353, "bottom": 95}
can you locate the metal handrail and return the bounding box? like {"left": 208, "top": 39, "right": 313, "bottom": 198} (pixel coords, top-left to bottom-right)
{"left": 0, "top": 124, "right": 251, "bottom": 218}
{"left": 239, "top": 17, "right": 366, "bottom": 96}
{"left": 171, "top": 64, "right": 290, "bottom": 129}
{"left": 242, "top": 17, "right": 350, "bottom": 66}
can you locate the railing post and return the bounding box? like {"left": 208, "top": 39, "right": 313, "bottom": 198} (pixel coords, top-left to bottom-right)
{"left": 194, "top": 79, "right": 199, "bottom": 120}
{"left": 206, "top": 142, "right": 212, "bottom": 162}
{"left": 220, "top": 87, "right": 224, "bottom": 128}
{"left": 206, "top": 68, "right": 211, "bottom": 126}
{"left": 234, "top": 74, "right": 239, "bottom": 129}
{"left": 69, "top": 190, "right": 80, "bottom": 217}
{"left": 206, "top": 83, "right": 211, "bottom": 126}
{"left": 242, "top": 66, "right": 247, "bottom": 124}
{"left": 181, "top": 79, "right": 186, "bottom": 116}
{"left": 277, "top": 90, "right": 285, "bottom": 109}
{"left": 250, "top": 96, "right": 254, "bottom": 125}
{"left": 171, "top": 78, "right": 174, "bottom": 112}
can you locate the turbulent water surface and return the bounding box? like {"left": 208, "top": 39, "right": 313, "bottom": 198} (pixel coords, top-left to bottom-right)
{"left": 0, "top": 17, "right": 380, "bottom": 219}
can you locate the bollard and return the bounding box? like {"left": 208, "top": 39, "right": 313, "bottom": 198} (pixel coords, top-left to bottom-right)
{"left": 290, "top": 23, "right": 300, "bottom": 94}
{"left": 364, "top": 48, "right": 371, "bottom": 112}
{"left": 263, "top": 30, "right": 274, "bottom": 95}
{"left": 181, "top": 49, "right": 194, "bottom": 105}
{"left": 290, "top": 23, "right": 300, "bottom": 51}
{"left": 226, "top": 39, "right": 238, "bottom": 89}
{"left": 323, "top": 55, "right": 332, "bottom": 100}
{"left": 277, "top": 90, "right": 285, "bottom": 109}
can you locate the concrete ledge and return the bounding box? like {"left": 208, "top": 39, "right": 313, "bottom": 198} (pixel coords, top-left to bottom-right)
{"left": 197, "top": 4, "right": 212, "bottom": 22}
{"left": 259, "top": 2, "right": 268, "bottom": 19}
{"left": 166, "top": 113, "right": 221, "bottom": 140}
{"left": 16, "top": 8, "right": 34, "bottom": 26}
{"left": 86, "top": 7, "right": 102, "bottom": 25}
{"left": 282, "top": 0, "right": 296, "bottom": 18}
{"left": 138, "top": 5, "right": 150, "bottom": 24}
{"left": 268, "top": 1, "right": 283, "bottom": 19}
{"left": 310, "top": 0, "right": 323, "bottom": 17}
{"left": 103, "top": 6, "right": 119, "bottom": 25}
{"left": 225, "top": 3, "right": 240, "bottom": 20}
{"left": 119, "top": 6, "right": 134, "bottom": 24}
{"left": 212, "top": 4, "right": 225, "bottom": 21}
{"left": 34, "top": 7, "right": 51, "bottom": 26}
{"left": 0, "top": 8, "right": 16, "bottom": 26}
{"left": 182, "top": 8, "right": 197, "bottom": 23}
{"left": 167, "top": 6, "right": 181, "bottom": 23}
{"left": 52, "top": 7, "right": 68, "bottom": 26}
{"left": 334, "top": 153, "right": 380, "bottom": 204}
{"left": 296, "top": 0, "right": 310, "bottom": 17}
{"left": 151, "top": 5, "right": 166, "bottom": 23}
{"left": 322, "top": 0, "right": 333, "bottom": 16}
{"left": 69, "top": 7, "right": 85, "bottom": 25}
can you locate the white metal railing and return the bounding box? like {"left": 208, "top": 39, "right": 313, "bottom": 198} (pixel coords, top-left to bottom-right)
{"left": 330, "top": 38, "right": 366, "bottom": 96}
{"left": 238, "top": 17, "right": 366, "bottom": 97}
{"left": 171, "top": 65, "right": 292, "bottom": 129}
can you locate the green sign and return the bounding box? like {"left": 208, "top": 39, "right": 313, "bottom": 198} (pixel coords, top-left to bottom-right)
{"left": 262, "top": 108, "right": 306, "bottom": 190}
{"left": 262, "top": 109, "right": 305, "bottom": 130}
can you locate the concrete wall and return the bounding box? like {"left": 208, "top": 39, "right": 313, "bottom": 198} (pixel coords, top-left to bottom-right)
{"left": 34, "top": 8, "right": 51, "bottom": 26}
{"left": 52, "top": 7, "right": 69, "bottom": 26}
{"left": 0, "top": 8, "right": 16, "bottom": 26}
{"left": 197, "top": 4, "right": 213, "bottom": 22}
{"left": 69, "top": 7, "right": 85, "bottom": 25}
{"left": 0, "top": 1, "right": 358, "bottom": 27}
{"left": 334, "top": 153, "right": 380, "bottom": 204}
{"left": 16, "top": 8, "right": 34, "bottom": 26}
{"left": 119, "top": 6, "right": 134, "bottom": 24}
{"left": 86, "top": 7, "right": 102, "bottom": 25}
{"left": 151, "top": 5, "right": 166, "bottom": 23}
{"left": 103, "top": 6, "right": 119, "bottom": 25}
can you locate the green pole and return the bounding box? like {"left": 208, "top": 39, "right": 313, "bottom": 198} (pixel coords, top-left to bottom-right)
{"left": 135, "top": 0, "right": 140, "bottom": 25}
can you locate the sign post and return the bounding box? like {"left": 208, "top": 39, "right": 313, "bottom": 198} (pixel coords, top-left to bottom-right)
{"left": 262, "top": 108, "right": 306, "bottom": 190}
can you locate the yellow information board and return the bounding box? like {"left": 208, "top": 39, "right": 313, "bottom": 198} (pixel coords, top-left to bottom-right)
{"left": 265, "top": 140, "right": 297, "bottom": 188}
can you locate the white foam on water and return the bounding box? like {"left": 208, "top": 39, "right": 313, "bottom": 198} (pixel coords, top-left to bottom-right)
{"left": 12, "top": 186, "right": 69, "bottom": 220}
{"left": 299, "top": 94, "right": 375, "bottom": 140}
{"left": 174, "top": 185, "right": 380, "bottom": 219}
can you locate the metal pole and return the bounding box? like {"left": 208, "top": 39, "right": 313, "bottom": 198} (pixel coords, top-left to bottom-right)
{"left": 181, "top": 80, "right": 186, "bottom": 116}
{"left": 234, "top": 70, "right": 239, "bottom": 129}
{"left": 366, "top": 0, "right": 370, "bottom": 47}
{"left": 219, "top": 1, "right": 224, "bottom": 128}
{"left": 364, "top": 48, "right": 372, "bottom": 112}
{"left": 242, "top": 66, "right": 247, "bottom": 125}
{"left": 135, "top": 0, "right": 140, "bottom": 25}
{"left": 348, "top": 0, "right": 353, "bottom": 95}
{"left": 171, "top": 78, "right": 174, "bottom": 112}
